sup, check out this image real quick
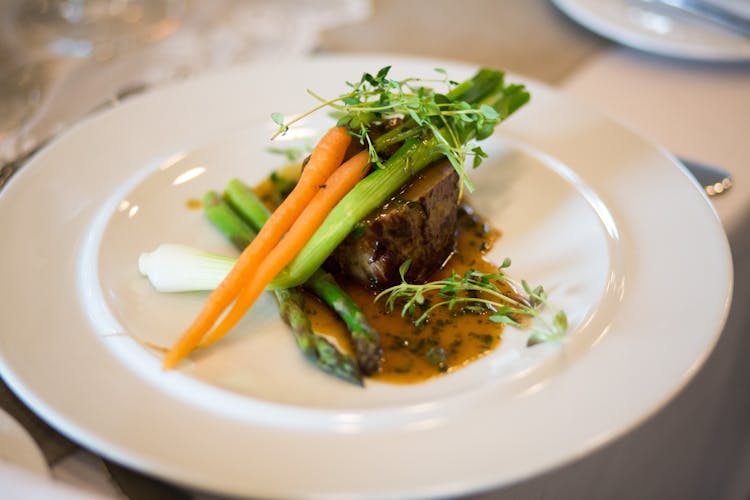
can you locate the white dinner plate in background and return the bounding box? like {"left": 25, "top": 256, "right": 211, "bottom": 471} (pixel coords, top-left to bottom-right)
{"left": 552, "top": 0, "right": 750, "bottom": 61}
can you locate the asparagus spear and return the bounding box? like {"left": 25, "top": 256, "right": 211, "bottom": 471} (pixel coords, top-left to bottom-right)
{"left": 304, "top": 270, "right": 382, "bottom": 376}
{"left": 273, "top": 287, "right": 362, "bottom": 385}
{"left": 201, "top": 191, "right": 363, "bottom": 386}
{"left": 223, "top": 180, "right": 383, "bottom": 375}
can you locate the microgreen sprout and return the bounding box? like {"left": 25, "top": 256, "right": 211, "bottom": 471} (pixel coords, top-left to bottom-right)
{"left": 270, "top": 112, "right": 288, "bottom": 136}
{"left": 375, "top": 259, "right": 567, "bottom": 347}
{"left": 269, "top": 66, "right": 516, "bottom": 193}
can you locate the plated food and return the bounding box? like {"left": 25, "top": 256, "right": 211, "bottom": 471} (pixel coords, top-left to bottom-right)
{"left": 0, "top": 55, "right": 730, "bottom": 499}
{"left": 139, "top": 66, "right": 567, "bottom": 385}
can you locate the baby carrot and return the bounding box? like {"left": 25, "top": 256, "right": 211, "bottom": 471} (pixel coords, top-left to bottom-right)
{"left": 200, "top": 150, "right": 371, "bottom": 347}
{"left": 163, "top": 126, "right": 352, "bottom": 369}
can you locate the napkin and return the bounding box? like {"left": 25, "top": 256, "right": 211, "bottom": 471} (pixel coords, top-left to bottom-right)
{"left": 0, "top": 462, "right": 106, "bottom": 499}
{"left": 0, "top": 408, "right": 49, "bottom": 477}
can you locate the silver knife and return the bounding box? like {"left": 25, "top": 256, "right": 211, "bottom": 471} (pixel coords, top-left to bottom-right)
{"left": 652, "top": 0, "right": 750, "bottom": 37}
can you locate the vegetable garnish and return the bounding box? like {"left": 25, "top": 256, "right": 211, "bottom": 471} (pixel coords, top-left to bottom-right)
{"left": 138, "top": 243, "right": 235, "bottom": 292}
{"left": 199, "top": 150, "right": 372, "bottom": 348}
{"left": 376, "top": 259, "right": 568, "bottom": 347}
{"left": 163, "top": 126, "right": 353, "bottom": 369}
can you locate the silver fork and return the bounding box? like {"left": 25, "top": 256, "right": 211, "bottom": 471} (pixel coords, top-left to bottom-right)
{"left": 679, "top": 157, "right": 733, "bottom": 196}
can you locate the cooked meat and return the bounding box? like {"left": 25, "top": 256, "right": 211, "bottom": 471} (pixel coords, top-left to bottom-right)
{"left": 326, "top": 159, "right": 460, "bottom": 288}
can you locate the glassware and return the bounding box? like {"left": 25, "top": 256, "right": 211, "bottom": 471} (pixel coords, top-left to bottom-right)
{"left": 0, "top": 63, "right": 43, "bottom": 146}
{"left": 12, "top": 0, "right": 186, "bottom": 58}
{"left": 0, "top": 0, "right": 187, "bottom": 164}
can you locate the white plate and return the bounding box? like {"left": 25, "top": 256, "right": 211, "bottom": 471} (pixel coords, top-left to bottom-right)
{"left": 552, "top": 0, "right": 750, "bottom": 61}
{"left": 0, "top": 55, "right": 732, "bottom": 498}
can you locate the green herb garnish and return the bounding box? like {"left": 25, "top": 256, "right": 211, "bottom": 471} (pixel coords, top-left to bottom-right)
{"left": 270, "top": 66, "right": 518, "bottom": 193}
{"left": 376, "top": 258, "right": 567, "bottom": 347}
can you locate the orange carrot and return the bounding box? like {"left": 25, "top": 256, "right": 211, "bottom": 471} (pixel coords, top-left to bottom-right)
{"left": 200, "top": 150, "right": 371, "bottom": 347}
{"left": 163, "top": 126, "right": 352, "bottom": 369}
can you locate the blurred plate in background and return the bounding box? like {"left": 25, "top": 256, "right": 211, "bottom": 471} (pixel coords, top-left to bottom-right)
{"left": 552, "top": 0, "right": 750, "bottom": 61}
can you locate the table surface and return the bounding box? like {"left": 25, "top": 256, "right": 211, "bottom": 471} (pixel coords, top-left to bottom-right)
{"left": 2, "top": 1, "right": 749, "bottom": 498}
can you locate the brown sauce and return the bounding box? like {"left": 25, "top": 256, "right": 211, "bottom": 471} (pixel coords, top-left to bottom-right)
{"left": 185, "top": 198, "right": 202, "bottom": 210}
{"left": 306, "top": 204, "right": 510, "bottom": 384}
{"left": 253, "top": 164, "right": 301, "bottom": 210}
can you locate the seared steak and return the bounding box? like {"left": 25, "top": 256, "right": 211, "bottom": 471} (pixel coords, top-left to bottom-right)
{"left": 327, "top": 159, "right": 460, "bottom": 288}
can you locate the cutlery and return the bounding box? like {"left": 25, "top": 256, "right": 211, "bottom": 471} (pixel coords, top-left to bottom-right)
{"left": 679, "top": 157, "right": 733, "bottom": 196}
{"left": 645, "top": 0, "right": 750, "bottom": 37}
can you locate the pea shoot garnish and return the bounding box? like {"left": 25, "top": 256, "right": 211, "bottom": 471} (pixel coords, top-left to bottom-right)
{"left": 376, "top": 258, "right": 568, "bottom": 347}
{"left": 271, "top": 66, "right": 526, "bottom": 193}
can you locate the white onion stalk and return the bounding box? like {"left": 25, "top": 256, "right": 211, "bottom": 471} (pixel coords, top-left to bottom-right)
{"left": 138, "top": 244, "right": 235, "bottom": 292}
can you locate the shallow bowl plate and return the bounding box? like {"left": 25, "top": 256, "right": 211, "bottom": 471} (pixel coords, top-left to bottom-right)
{"left": 0, "top": 55, "right": 732, "bottom": 498}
